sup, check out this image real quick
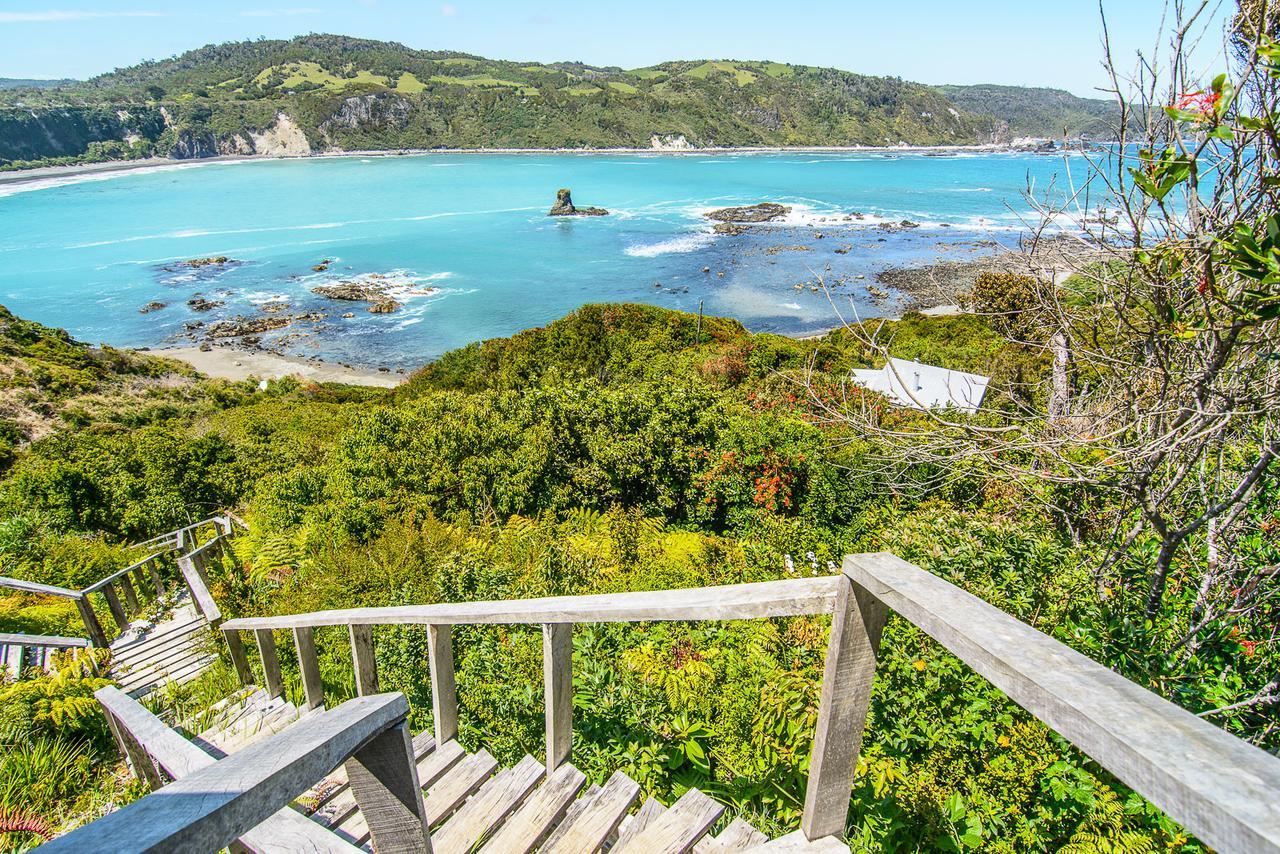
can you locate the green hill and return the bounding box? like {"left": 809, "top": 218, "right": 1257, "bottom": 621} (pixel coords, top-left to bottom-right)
{"left": 1, "top": 35, "right": 1105, "bottom": 169}
{"left": 935, "top": 83, "right": 1118, "bottom": 139}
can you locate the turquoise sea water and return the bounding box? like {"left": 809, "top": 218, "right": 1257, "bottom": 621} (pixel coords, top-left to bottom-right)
{"left": 0, "top": 151, "right": 1084, "bottom": 368}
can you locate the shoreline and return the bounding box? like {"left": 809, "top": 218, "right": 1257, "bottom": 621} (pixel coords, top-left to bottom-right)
{"left": 0, "top": 141, "right": 1065, "bottom": 190}
{"left": 154, "top": 346, "right": 403, "bottom": 388}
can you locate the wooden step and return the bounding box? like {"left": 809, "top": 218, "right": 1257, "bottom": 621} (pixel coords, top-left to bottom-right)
{"left": 696, "top": 818, "right": 769, "bottom": 853}
{"left": 541, "top": 770, "right": 641, "bottom": 854}
{"left": 311, "top": 731, "right": 447, "bottom": 826}
{"left": 744, "top": 831, "right": 849, "bottom": 852}
{"left": 478, "top": 762, "right": 586, "bottom": 854}
{"left": 614, "top": 788, "right": 724, "bottom": 854}
{"left": 613, "top": 797, "right": 666, "bottom": 849}
{"left": 431, "top": 754, "right": 545, "bottom": 851}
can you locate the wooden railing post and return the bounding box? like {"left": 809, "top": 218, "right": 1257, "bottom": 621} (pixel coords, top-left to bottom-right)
{"left": 344, "top": 718, "right": 432, "bottom": 853}
{"left": 801, "top": 575, "right": 887, "bottom": 841}
{"left": 118, "top": 573, "right": 140, "bottom": 615}
{"left": 147, "top": 557, "right": 166, "bottom": 598}
{"left": 294, "top": 626, "right": 325, "bottom": 710}
{"left": 75, "top": 595, "right": 109, "bottom": 648}
{"left": 255, "top": 629, "right": 284, "bottom": 699}
{"left": 101, "top": 583, "right": 129, "bottom": 631}
{"left": 350, "top": 624, "right": 378, "bottom": 696}
{"left": 104, "top": 710, "right": 165, "bottom": 790}
{"left": 223, "top": 629, "right": 254, "bottom": 687}
{"left": 543, "top": 623, "right": 573, "bottom": 770}
{"left": 427, "top": 625, "right": 457, "bottom": 743}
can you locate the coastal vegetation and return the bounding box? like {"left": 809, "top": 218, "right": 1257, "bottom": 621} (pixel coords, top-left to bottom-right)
{"left": 0, "top": 34, "right": 1117, "bottom": 170}
{"left": 2, "top": 3, "right": 1277, "bottom": 851}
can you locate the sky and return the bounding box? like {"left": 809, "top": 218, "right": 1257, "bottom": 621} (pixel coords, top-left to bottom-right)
{"left": 0, "top": 1, "right": 1236, "bottom": 98}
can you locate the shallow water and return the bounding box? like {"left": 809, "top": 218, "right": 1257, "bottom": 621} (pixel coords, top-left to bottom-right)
{"left": 0, "top": 151, "right": 1086, "bottom": 368}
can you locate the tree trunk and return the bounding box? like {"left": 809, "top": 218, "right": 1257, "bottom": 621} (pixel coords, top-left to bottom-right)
{"left": 1049, "top": 329, "right": 1071, "bottom": 424}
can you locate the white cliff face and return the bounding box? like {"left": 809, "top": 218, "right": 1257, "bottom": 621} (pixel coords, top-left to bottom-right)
{"left": 650, "top": 133, "right": 696, "bottom": 151}
{"left": 250, "top": 113, "right": 311, "bottom": 157}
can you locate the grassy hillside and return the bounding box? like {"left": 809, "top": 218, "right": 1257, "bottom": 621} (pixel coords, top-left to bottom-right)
{"left": 936, "top": 83, "right": 1118, "bottom": 139}
{"left": 0, "top": 34, "right": 1105, "bottom": 169}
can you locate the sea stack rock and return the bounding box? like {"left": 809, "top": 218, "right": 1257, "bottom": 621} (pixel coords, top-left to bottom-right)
{"left": 548, "top": 188, "right": 609, "bottom": 217}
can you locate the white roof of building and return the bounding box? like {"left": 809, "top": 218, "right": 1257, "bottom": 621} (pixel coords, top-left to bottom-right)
{"left": 851, "top": 357, "right": 989, "bottom": 413}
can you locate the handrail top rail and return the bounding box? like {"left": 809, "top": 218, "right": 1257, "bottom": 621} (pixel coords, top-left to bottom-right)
{"left": 0, "top": 575, "right": 81, "bottom": 599}
{"left": 79, "top": 550, "right": 167, "bottom": 595}
{"left": 44, "top": 691, "right": 410, "bottom": 853}
{"left": 0, "top": 631, "right": 89, "bottom": 647}
{"left": 221, "top": 576, "right": 842, "bottom": 632}
{"left": 129, "top": 514, "right": 229, "bottom": 550}
{"left": 844, "top": 552, "right": 1280, "bottom": 854}
{"left": 181, "top": 530, "right": 226, "bottom": 562}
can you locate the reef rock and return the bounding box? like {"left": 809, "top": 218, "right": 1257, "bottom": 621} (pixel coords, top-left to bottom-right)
{"left": 139, "top": 301, "right": 167, "bottom": 314}
{"left": 312, "top": 282, "right": 383, "bottom": 301}
{"left": 186, "top": 297, "right": 224, "bottom": 312}
{"left": 548, "top": 188, "right": 609, "bottom": 217}
{"left": 704, "top": 203, "right": 791, "bottom": 223}
{"left": 206, "top": 316, "right": 291, "bottom": 338}
{"left": 368, "top": 299, "right": 401, "bottom": 314}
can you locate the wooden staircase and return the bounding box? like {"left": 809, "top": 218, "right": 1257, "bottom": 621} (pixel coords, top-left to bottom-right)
{"left": 161, "top": 684, "right": 809, "bottom": 852}
{"left": 108, "top": 592, "right": 218, "bottom": 697}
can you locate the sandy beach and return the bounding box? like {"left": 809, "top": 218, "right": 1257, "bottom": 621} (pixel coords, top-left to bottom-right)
{"left": 0, "top": 141, "right": 1039, "bottom": 191}
{"left": 156, "top": 346, "right": 402, "bottom": 388}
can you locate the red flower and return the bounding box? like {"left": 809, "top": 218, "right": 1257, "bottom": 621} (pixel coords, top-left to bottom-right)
{"left": 1240, "top": 639, "right": 1262, "bottom": 657}
{"left": 1174, "top": 90, "right": 1220, "bottom": 115}
{"left": 1197, "top": 273, "right": 1210, "bottom": 295}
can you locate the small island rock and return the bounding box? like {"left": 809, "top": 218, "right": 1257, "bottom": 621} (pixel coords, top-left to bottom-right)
{"left": 548, "top": 188, "right": 608, "bottom": 217}
{"left": 704, "top": 202, "right": 791, "bottom": 224}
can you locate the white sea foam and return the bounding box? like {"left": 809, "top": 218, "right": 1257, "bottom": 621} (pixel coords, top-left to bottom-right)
{"left": 624, "top": 233, "right": 714, "bottom": 257}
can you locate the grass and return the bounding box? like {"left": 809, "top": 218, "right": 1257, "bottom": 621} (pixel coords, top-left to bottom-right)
{"left": 563, "top": 84, "right": 604, "bottom": 96}
{"left": 438, "top": 57, "right": 479, "bottom": 66}
{"left": 684, "top": 61, "right": 758, "bottom": 86}
{"left": 395, "top": 72, "right": 426, "bottom": 94}
{"left": 628, "top": 68, "right": 667, "bottom": 80}
{"left": 253, "top": 61, "right": 390, "bottom": 91}
{"left": 607, "top": 81, "right": 639, "bottom": 94}
{"left": 428, "top": 74, "right": 526, "bottom": 88}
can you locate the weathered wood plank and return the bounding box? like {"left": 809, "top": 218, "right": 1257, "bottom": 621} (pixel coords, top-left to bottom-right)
{"left": 221, "top": 577, "right": 841, "bottom": 632}
{"left": 543, "top": 622, "right": 573, "bottom": 770}
{"left": 93, "top": 686, "right": 360, "bottom": 853}
{"left": 743, "top": 829, "right": 849, "bottom": 852}
{"left": 613, "top": 797, "right": 666, "bottom": 850}
{"left": 0, "top": 575, "right": 80, "bottom": 598}
{"left": 295, "top": 626, "right": 325, "bottom": 710}
{"left": 350, "top": 624, "right": 377, "bottom": 696}
{"left": 431, "top": 754, "right": 544, "bottom": 851}
{"left": 75, "top": 595, "right": 109, "bottom": 648}
{"left": 118, "top": 573, "right": 140, "bottom": 615}
{"left": 80, "top": 551, "right": 168, "bottom": 595}
{"left": 843, "top": 552, "right": 1280, "bottom": 854}
{"left": 614, "top": 788, "right": 724, "bottom": 854}
{"left": 101, "top": 583, "right": 129, "bottom": 631}
{"left": 46, "top": 691, "right": 409, "bottom": 853}
{"left": 256, "top": 628, "right": 285, "bottom": 699}
{"left": 225, "top": 628, "right": 255, "bottom": 686}
{"left": 540, "top": 770, "right": 640, "bottom": 854}
{"left": 147, "top": 557, "right": 167, "bottom": 597}
{"left": 343, "top": 720, "right": 431, "bottom": 853}
{"left": 477, "top": 761, "right": 586, "bottom": 854}
{"left": 801, "top": 574, "right": 886, "bottom": 840}
{"left": 0, "top": 632, "right": 88, "bottom": 648}
{"left": 421, "top": 748, "right": 499, "bottom": 825}
{"left": 177, "top": 552, "right": 222, "bottom": 624}
{"left": 427, "top": 624, "right": 457, "bottom": 743}
{"left": 697, "top": 817, "right": 768, "bottom": 853}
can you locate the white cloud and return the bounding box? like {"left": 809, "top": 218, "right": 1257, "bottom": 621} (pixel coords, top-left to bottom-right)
{"left": 240, "top": 7, "right": 322, "bottom": 16}
{"left": 440, "top": 4, "right": 457, "bottom": 16}
{"left": 0, "top": 10, "right": 164, "bottom": 23}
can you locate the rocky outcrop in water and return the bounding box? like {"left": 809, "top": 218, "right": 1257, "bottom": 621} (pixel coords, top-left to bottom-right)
{"left": 206, "top": 315, "right": 292, "bottom": 338}
{"left": 187, "top": 297, "right": 224, "bottom": 312}
{"left": 313, "top": 282, "right": 383, "bottom": 301}
{"left": 704, "top": 202, "right": 791, "bottom": 223}
{"left": 548, "top": 188, "right": 609, "bottom": 217}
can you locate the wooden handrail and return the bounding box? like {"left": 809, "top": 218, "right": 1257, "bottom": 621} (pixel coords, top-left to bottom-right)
{"left": 90, "top": 686, "right": 360, "bottom": 852}
{"left": 79, "top": 551, "right": 166, "bottom": 595}
{"left": 47, "top": 691, "right": 427, "bottom": 853}
{"left": 0, "top": 576, "right": 80, "bottom": 599}
{"left": 221, "top": 576, "right": 841, "bottom": 632}
{"left": 0, "top": 632, "right": 88, "bottom": 648}
{"left": 841, "top": 552, "right": 1280, "bottom": 853}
